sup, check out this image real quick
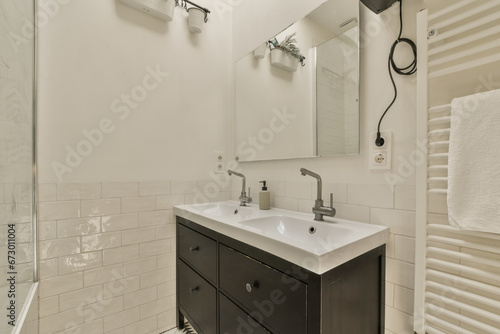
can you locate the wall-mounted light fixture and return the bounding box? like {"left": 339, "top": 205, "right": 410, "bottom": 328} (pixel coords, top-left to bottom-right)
{"left": 181, "top": 0, "right": 210, "bottom": 34}
{"left": 118, "top": 0, "right": 210, "bottom": 34}
{"left": 253, "top": 42, "right": 268, "bottom": 59}
{"left": 118, "top": 0, "right": 178, "bottom": 21}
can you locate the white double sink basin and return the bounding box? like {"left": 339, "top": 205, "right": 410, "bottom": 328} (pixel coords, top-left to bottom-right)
{"left": 174, "top": 201, "right": 388, "bottom": 274}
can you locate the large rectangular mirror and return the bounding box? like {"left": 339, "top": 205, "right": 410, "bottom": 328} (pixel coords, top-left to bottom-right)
{"left": 235, "top": 0, "right": 359, "bottom": 162}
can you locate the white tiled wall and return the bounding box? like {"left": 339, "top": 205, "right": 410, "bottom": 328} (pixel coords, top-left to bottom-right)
{"left": 233, "top": 180, "right": 416, "bottom": 334}
{"left": 39, "top": 179, "right": 414, "bottom": 333}
{"left": 37, "top": 180, "right": 230, "bottom": 334}
{"left": 0, "top": 0, "right": 36, "bottom": 333}
{"left": 316, "top": 27, "right": 359, "bottom": 156}
{"left": 317, "top": 35, "right": 347, "bottom": 155}
{"left": 18, "top": 286, "right": 39, "bottom": 334}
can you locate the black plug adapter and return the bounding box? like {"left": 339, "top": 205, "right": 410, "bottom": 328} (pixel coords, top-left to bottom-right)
{"left": 375, "top": 132, "right": 385, "bottom": 147}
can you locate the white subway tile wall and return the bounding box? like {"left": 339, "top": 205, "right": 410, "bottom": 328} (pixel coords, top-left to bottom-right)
{"left": 38, "top": 179, "right": 413, "bottom": 334}
{"left": 316, "top": 32, "right": 359, "bottom": 156}
{"left": 232, "top": 182, "right": 417, "bottom": 334}
{"left": 37, "top": 180, "right": 230, "bottom": 334}
{"left": 0, "top": 10, "right": 36, "bottom": 332}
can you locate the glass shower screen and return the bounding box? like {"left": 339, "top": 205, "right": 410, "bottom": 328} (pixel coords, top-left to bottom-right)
{"left": 0, "top": 0, "right": 37, "bottom": 333}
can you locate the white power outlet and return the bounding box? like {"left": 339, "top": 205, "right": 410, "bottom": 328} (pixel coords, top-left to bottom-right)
{"left": 373, "top": 153, "right": 386, "bottom": 165}
{"left": 369, "top": 131, "right": 392, "bottom": 170}
{"left": 214, "top": 151, "right": 225, "bottom": 173}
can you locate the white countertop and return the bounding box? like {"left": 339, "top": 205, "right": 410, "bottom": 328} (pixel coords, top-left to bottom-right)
{"left": 174, "top": 201, "right": 388, "bottom": 275}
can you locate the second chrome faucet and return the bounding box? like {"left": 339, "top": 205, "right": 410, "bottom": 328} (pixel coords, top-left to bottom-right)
{"left": 300, "top": 168, "right": 336, "bottom": 221}
{"left": 228, "top": 170, "right": 252, "bottom": 206}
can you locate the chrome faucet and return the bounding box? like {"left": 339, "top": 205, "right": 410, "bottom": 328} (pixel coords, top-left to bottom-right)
{"left": 228, "top": 170, "right": 252, "bottom": 206}
{"left": 300, "top": 168, "right": 336, "bottom": 221}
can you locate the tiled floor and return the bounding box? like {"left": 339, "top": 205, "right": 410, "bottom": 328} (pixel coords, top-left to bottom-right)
{"left": 164, "top": 328, "right": 183, "bottom": 334}
{"left": 164, "top": 324, "right": 197, "bottom": 334}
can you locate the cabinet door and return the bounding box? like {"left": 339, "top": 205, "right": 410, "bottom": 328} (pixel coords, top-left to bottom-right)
{"left": 220, "top": 293, "right": 272, "bottom": 334}
{"left": 178, "top": 260, "right": 216, "bottom": 334}
{"left": 178, "top": 223, "right": 217, "bottom": 283}
{"left": 219, "top": 245, "right": 307, "bottom": 334}
{"left": 326, "top": 252, "right": 384, "bottom": 334}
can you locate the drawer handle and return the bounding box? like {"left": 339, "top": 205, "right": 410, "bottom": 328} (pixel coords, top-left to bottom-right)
{"left": 245, "top": 281, "right": 259, "bottom": 293}
{"left": 190, "top": 286, "right": 199, "bottom": 293}
{"left": 189, "top": 246, "right": 200, "bottom": 252}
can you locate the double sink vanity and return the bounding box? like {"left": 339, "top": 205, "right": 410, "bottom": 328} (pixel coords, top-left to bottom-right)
{"left": 174, "top": 197, "right": 388, "bottom": 333}
{"left": 177, "top": 0, "right": 374, "bottom": 329}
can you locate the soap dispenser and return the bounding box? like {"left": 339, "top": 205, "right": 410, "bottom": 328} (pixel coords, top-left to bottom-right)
{"left": 259, "top": 181, "right": 270, "bottom": 210}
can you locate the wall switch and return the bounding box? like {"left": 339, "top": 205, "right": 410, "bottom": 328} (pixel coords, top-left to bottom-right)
{"left": 214, "top": 151, "right": 225, "bottom": 173}
{"left": 369, "top": 131, "right": 391, "bottom": 170}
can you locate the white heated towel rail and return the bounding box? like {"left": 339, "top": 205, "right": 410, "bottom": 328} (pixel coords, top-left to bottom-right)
{"left": 415, "top": 1, "right": 500, "bottom": 333}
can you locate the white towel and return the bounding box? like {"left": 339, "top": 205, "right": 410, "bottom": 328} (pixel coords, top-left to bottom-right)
{"left": 448, "top": 88, "right": 500, "bottom": 234}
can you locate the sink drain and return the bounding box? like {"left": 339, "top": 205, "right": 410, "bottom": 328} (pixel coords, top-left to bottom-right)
{"left": 234, "top": 209, "right": 238, "bottom": 215}
{"left": 309, "top": 226, "right": 316, "bottom": 234}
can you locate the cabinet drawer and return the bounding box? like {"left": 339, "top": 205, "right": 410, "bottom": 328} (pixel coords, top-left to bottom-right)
{"left": 220, "top": 293, "right": 271, "bottom": 334}
{"left": 178, "top": 224, "right": 217, "bottom": 283}
{"left": 178, "top": 260, "right": 216, "bottom": 334}
{"left": 219, "top": 245, "right": 307, "bottom": 334}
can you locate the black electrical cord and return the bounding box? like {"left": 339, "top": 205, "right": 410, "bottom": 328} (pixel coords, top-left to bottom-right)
{"left": 375, "top": 0, "right": 417, "bottom": 147}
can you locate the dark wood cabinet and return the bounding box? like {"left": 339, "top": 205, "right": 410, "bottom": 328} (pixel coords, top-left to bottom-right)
{"left": 178, "top": 260, "right": 217, "bottom": 334}
{"left": 178, "top": 223, "right": 217, "bottom": 284}
{"left": 219, "top": 293, "right": 272, "bottom": 334}
{"left": 219, "top": 244, "right": 307, "bottom": 334}
{"left": 176, "top": 216, "right": 385, "bottom": 334}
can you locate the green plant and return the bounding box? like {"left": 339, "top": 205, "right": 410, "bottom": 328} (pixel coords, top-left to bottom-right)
{"left": 270, "top": 32, "right": 305, "bottom": 64}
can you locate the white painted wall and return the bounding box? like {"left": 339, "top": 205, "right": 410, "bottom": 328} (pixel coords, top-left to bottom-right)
{"left": 38, "top": 0, "right": 232, "bottom": 183}
{"left": 232, "top": 0, "right": 422, "bottom": 187}
{"left": 232, "top": 2, "right": 423, "bottom": 333}
{"left": 35, "top": 1, "right": 425, "bottom": 333}
{"left": 36, "top": 2, "right": 234, "bottom": 333}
